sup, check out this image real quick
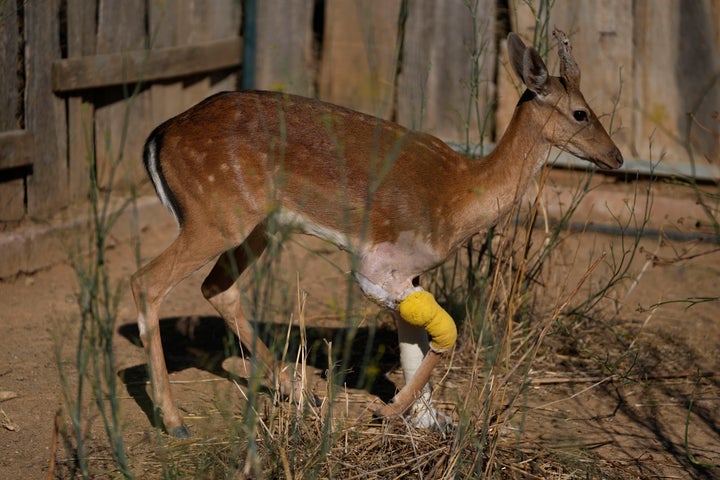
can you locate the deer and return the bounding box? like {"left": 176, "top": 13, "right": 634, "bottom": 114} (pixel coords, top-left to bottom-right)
{"left": 131, "top": 28, "right": 623, "bottom": 438}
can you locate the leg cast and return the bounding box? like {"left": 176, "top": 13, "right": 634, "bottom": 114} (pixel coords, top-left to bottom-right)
{"left": 376, "top": 290, "right": 457, "bottom": 423}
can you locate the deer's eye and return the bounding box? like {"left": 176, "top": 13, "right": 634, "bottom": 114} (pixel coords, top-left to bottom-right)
{"left": 573, "top": 110, "right": 589, "bottom": 122}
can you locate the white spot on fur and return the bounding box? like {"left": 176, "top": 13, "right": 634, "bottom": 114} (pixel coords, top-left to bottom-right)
{"left": 274, "top": 208, "right": 352, "bottom": 251}
{"left": 231, "top": 163, "right": 261, "bottom": 211}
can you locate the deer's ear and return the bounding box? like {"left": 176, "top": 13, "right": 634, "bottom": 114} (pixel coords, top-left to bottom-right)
{"left": 507, "top": 33, "right": 527, "bottom": 82}
{"left": 508, "top": 33, "right": 550, "bottom": 96}
{"left": 522, "top": 46, "right": 550, "bottom": 96}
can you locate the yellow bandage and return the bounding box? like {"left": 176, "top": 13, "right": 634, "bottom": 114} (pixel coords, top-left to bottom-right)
{"left": 398, "top": 291, "right": 457, "bottom": 352}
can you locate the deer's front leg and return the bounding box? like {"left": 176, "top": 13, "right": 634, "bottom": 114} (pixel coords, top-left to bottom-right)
{"left": 395, "top": 312, "right": 454, "bottom": 428}
{"left": 379, "top": 290, "right": 456, "bottom": 423}
{"left": 356, "top": 272, "right": 456, "bottom": 425}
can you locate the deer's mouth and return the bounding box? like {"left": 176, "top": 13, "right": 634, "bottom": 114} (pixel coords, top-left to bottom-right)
{"left": 590, "top": 147, "right": 624, "bottom": 170}
{"left": 558, "top": 145, "right": 624, "bottom": 170}
{"left": 587, "top": 157, "right": 616, "bottom": 169}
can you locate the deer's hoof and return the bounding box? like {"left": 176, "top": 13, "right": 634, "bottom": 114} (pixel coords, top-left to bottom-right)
{"left": 168, "top": 424, "right": 191, "bottom": 438}
{"left": 374, "top": 402, "right": 453, "bottom": 431}
{"left": 408, "top": 405, "right": 453, "bottom": 431}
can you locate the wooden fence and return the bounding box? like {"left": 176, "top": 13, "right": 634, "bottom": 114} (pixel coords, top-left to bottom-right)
{"left": 0, "top": 0, "right": 241, "bottom": 224}
{"left": 0, "top": 0, "right": 718, "bottom": 230}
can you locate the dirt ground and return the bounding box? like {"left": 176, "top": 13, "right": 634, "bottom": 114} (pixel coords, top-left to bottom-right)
{"left": 1, "top": 173, "right": 719, "bottom": 479}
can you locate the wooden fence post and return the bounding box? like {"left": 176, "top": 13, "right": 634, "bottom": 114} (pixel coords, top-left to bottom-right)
{"left": 25, "top": 0, "right": 68, "bottom": 217}
{"left": 0, "top": 0, "right": 25, "bottom": 221}
{"left": 254, "top": 0, "right": 316, "bottom": 96}
{"left": 66, "top": 0, "right": 97, "bottom": 204}
{"left": 319, "top": 0, "right": 402, "bottom": 119}
{"left": 397, "top": 0, "right": 496, "bottom": 146}
{"left": 93, "top": 0, "right": 152, "bottom": 191}
{"left": 149, "top": 0, "right": 241, "bottom": 131}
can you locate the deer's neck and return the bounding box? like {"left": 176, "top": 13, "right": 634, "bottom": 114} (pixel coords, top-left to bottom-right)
{"left": 453, "top": 99, "right": 551, "bottom": 245}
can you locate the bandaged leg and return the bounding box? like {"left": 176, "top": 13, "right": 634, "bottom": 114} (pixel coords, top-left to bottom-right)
{"left": 376, "top": 289, "right": 457, "bottom": 423}
{"left": 396, "top": 319, "right": 452, "bottom": 428}
{"left": 398, "top": 290, "right": 457, "bottom": 353}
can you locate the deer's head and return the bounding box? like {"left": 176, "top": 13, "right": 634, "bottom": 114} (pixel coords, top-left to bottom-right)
{"left": 508, "top": 29, "right": 623, "bottom": 170}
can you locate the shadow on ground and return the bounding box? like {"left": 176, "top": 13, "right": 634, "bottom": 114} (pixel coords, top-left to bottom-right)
{"left": 117, "top": 316, "right": 400, "bottom": 430}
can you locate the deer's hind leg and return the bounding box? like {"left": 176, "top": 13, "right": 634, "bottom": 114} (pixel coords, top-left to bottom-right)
{"left": 200, "top": 224, "right": 299, "bottom": 400}
{"left": 131, "top": 225, "right": 229, "bottom": 438}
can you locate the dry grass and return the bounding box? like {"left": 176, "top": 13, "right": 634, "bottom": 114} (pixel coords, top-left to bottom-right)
{"left": 55, "top": 166, "right": 671, "bottom": 479}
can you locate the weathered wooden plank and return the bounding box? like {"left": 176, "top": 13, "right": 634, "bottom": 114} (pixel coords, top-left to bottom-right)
{"left": 52, "top": 37, "right": 243, "bottom": 93}
{"left": 65, "top": 0, "right": 97, "bottom": 203}
{"left": 0, "top": 137, "right": 29, "bottom": 226}
{"left": 0, "top": 0, "right": 24, "bottom": 222}
{"left": 182, "top": 0, "right": 241, "bottom": 100}
{"left": 0, "top": 130, "right": 34, "bottom": 170}
{"left": 148, "top": 0, "right": 187, "bottom": 129}
{"left": 94, "top": 0, "right": 154, "bottom": 190}
{"left": 319, "top": 0, "right": 402, "bottom": 118}
{"left": 665, "top": 0, "right": 719, "bottom": 163}
{"left": 0, "top": 179, "right": 24, "bottom": 222}
{"left": 494, "top": 34, "right": 518, "bottom": 143}
{"left": 24, "top": 0, "right": 69, "bottom": 217}
{"left": 254, "top": 0, "right": 315, "bottom": 96}
{"left": 629, "top": 1, "right": 685, "bottom": 165}
{"left": 0, "top": 0, "right": 20, "bottom": 130}
{"left": 397, "top": 0, "right": 496, "bottom": 145}
{"left": 148, "top": 0, "right": 241, "bottom": 127}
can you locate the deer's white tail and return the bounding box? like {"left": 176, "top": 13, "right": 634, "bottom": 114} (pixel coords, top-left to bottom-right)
{"left": 143, "top": 131, "right": 183, "bottom": 228}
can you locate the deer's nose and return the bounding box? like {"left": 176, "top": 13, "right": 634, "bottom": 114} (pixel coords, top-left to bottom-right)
{"left": 612, "top": 147, "right": 624, "bottom": 168}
